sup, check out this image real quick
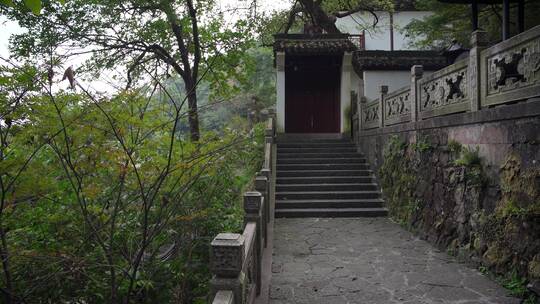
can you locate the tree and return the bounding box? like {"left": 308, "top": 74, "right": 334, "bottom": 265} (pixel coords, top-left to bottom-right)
{"left": 404, "top": 0, "right": 540, "bottom": 49}
{"left": 0, "top": 0, "right": 64, "bottom": 15}
{"left": 0, "top": 59, "right": 264, "bottom": 303}
{"left": 279, "top": 0, "right": 392, "bottom": 34}
{"left": 4, "top": 0, "right": 256, "bottom": 141}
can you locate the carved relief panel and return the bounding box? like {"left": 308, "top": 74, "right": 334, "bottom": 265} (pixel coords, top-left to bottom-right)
{"left": 385, "top": 90, "right": 410, "bottom": 120}
{"left": 481, "top": 30, "right": 540, "bottom": 107}
{"left": 486, "top": 40, "right": 540, "bottom": 96}
{"left": 420, "top": 68, "right": 469, "bottom": 113}
{"left": 362, "top": 100, "right": 379, "bottom": 129}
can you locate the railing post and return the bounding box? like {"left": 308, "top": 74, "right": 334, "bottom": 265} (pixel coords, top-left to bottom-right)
{"left": 260, "top": 168, "right": 272, "bottom": 219}
{"left": 254, "top": 175, "right": 269, "bottom": 247}
{"left": 359, "top": 96, "right": 367, "bottom": 130}
{"left": 265, "top": 119, "right": 274, "bottom": 144}
{"left": 210, "top": 233, "right": 246, "bottom": 304}
{"left": 379, "top": 85, "right": 388, "bottom": 128}
{"left": 243, "top": 192, "right": 263, "bottom": 296}
{"left": 410, "top": 65, "right": 423, "bottom": 122}
{"left": 469, "top": 30, "right": 488, "bottom": 112}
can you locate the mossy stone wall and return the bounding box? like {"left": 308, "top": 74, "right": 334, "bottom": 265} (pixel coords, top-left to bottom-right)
{"left": 357, "top": 114, "right": 540, "bottom": 284}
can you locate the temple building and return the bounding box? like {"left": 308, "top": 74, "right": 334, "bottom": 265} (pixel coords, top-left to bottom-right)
{"left": 273, "top": 3, "right": 447, "bottom": 134}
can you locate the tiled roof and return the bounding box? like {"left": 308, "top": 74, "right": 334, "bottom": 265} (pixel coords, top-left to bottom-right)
{"left": 353, "top": 50, "right": 448, "bottom": 72}
{"left": 274, "top": 34, "right": 357, "bottom": 55}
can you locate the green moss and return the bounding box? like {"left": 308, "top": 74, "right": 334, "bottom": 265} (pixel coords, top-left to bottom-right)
{"left": 379, "top": 136, "right": 418, "bottom": 226}
{"left": 529, "top": 255, "right": 540, "bottom": 279}
{"left": 497, "top": 153, "right": 540, "bottom": 218}
{"left": 497, "top": 200, "right": 528, "bottom": 218}
{"left": 464, "top": 166, "right": 487, "bottom": 187}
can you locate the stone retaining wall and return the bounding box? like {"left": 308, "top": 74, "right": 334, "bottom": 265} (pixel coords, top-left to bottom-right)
{"left": 356, "top": 100, "right": 540, "bottom": 283}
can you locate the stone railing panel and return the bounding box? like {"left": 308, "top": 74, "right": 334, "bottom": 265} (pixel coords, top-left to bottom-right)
{"left": 362, "top": 99, "right": 380, "bottom": 129}
{"left": 384, "top": 85, "right": 411, "bottom": 126}
{"left": 418, "top": 59, "right": 470, "bottom": 120}
{"left": 242, "top": 222, "right": 257, "bottom": 303}
{"left": 480, "top": 25, "right": 540, "bottom": 107}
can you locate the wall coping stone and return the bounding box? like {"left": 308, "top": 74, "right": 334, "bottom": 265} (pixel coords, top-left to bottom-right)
{"left": 358, "top": 98, "right": 540, "bottom": 137}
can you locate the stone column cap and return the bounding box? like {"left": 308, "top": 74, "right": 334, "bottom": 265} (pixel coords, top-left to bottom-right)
{"left": 210, "top": 233, "right": 245, "bottom": 277}
{"left": 244, "top": 191, "right": 263, "bottom": 213}
{"left": 411, "top": 65, "right": 424, "bottom": 77}
{"left": 255, "top": 176, "right": 268, "bottom": 191}
{"left": 211, "top": 233, "right": 245, "bottom": 247}
{"left": 470, "top": 30, "right": 488, "bottom": 47}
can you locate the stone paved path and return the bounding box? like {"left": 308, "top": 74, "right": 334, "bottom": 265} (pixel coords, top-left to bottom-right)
{"left": 269, "top": 218, "right": 519, "bottom": 304}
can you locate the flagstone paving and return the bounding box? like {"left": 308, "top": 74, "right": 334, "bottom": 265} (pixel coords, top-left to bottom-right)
{"left": 269, "top": 218, "right": 519, "bottom": 304}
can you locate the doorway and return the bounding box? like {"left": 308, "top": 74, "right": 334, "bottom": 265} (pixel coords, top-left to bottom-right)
{"left": 285, "top": 55, "right": 341, "bottom": 133}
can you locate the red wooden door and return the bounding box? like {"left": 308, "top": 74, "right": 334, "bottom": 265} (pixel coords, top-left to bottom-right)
{"left": 285, "top": 55, "right": 340, "bottom": 133}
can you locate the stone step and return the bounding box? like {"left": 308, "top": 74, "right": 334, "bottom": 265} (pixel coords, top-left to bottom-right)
{"left": 277, "top": 170, "right": 373, "bottom": 177}
{"left": 277, "top": 163, "right": 370, "bottom": 171}
{"left": 278, "top": 142, "right": 356, "bottom": 148}
{"left": 275, "top": 207, "right": 388, "bottom": 218}
{"left": 277, "top": 152, "right": 362, "bottom": 159}
{"left": 276, "top": 183, "right": 378, "bottom": 192}
{"left": 276, "top": 199, "right": 384, "bottom": 209}
{"left": 277, "top": 158, "right": 366, "bottom": 164}
{"left": 277, "top": 176, "right": 372, "bottom": 184}
{"left": 277, "top": 137, "right": 350, "bottom": 143}
{"left": 278, "top": 147, "right": 357, "bottom": 153}
{"left": 276, "top": 191, "right": 381, "bottom": 200}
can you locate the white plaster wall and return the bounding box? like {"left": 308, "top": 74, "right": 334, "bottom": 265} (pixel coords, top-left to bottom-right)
{"left": 363, "top": 70, "right": 434, "bottom": 101}
{"left": 363, "top": 70, "right": 411, "bottom": 100}
{"left": 336, "top": 11, "right": 390, "bottom": 50}
{"left": 340, "top": 52, "right": 353, "bottom": 133}
{"left": 335, "top": 11, "right": 432, "bottom": 50}
{"left": 351, "top": 69, "right": 363, "bottom": 97}
{"left": 275, "top": 52, "right": 286, "bottom": 132}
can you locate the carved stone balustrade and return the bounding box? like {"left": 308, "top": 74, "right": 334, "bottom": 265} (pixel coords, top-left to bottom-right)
{"left": 418, "top": 59, "right": 470, "bottom": 119}
{"left": 384, "top": 85, "right": 412, "bottom": 126}
{"left": 356, "top": 25, "right": 540, "bottom": 134}
{"left": 481, "top": 25, "right": 540, "bottom": 107}
{"left": 361, "top": 99, "right": 381, "bottom": 130}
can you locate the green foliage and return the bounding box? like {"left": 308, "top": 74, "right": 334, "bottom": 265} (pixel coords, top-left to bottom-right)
{"left": 411, "top": 138, "right": 432, "bottom": 153}
{"left": 0, "top": 0, "right": 66, "bottom": 14}
{"left": 0, "top": 63, "right": 265, "bottom": 303}
{"left": 478, "top": 266, "right": 537, "bottom": 302}
{"left": 447, "top": 139, "right": 462, "bottom": 154}
{"left": 454, "top": 146, "right": 482, "bottom": 167}
{"left": 478, "top": 265, "right": 488, "bottom": 274}
{"left": 404, "top": 0, "right": 540, "bottom": 49}
{"left": 451, "top": 145, "right": 485, "bottom": 186}
{"left": 501, "top": 270, "right": 529, "bottom": 297}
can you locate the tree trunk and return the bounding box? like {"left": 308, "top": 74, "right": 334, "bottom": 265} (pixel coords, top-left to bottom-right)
{"left": 298, "top": 0, "right": 342, "bottom": 34}
{"left": 186, "top": 81, "right": 200, "bottom": 142}
{"left": 0, "top": 225, "right": 13, "bottom": 304}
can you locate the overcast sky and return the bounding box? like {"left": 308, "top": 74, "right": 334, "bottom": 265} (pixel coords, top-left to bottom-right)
{"left": 0, "top": 0, "right": 291, "bottom": 59}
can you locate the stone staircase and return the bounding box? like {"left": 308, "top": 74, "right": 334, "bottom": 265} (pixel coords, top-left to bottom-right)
{"left": 275, "top": 136, "right": 387, "bottom": 218}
